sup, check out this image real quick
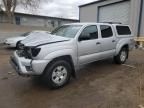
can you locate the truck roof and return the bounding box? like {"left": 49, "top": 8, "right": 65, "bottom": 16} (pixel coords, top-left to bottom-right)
{"left": 65, "top": 22, "right": 129, "bottom": 26}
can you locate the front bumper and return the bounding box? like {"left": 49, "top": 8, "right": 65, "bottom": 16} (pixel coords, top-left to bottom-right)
{"left": 10, "top": 51, "right": 50, "bottom": 76}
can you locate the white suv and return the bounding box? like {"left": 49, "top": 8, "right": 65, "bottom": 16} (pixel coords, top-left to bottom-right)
{"left": 10, "top": 23, "right": 135, "bottom": 88}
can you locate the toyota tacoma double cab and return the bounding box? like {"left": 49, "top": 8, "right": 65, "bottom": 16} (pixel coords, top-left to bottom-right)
{"left": 10, "top": 23, "right": 135, "bottom": 88}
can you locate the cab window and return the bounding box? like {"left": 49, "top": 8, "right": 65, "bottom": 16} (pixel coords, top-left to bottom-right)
{"left": 100, "top": 25, "right": 113, "bottom": 38}
{"left": 79, "top": 25, "right": 98, "bottom": 41}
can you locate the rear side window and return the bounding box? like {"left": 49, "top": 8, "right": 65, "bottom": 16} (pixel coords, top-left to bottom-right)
{"left": 100, "top": 25, "right": 113, "bottom": 38}
{"left": 116, "top": 26, "right": 131, "bottom": 35}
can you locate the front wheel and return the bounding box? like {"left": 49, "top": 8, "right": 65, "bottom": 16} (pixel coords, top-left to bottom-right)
{"left": 42, "top": 60, "right": 72, "bottom": 89}
{"left": 114, "top": 47, "right": 128, "bottom": 64}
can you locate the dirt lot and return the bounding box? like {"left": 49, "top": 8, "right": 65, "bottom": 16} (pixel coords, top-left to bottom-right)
{"left": 0, "top": 45, "right": 144, "bottom": 108}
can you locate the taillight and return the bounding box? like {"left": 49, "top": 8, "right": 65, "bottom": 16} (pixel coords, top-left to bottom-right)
{"left": 31, "top": 48, "right": 41, "bottom": 57}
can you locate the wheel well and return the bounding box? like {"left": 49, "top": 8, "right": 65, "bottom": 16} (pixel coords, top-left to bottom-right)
{"left": 122, "top": 44, "right": 129, "bottom": 50}
{"left": 44, "top": 55, "right": 76, "bottom": 78}
{"left": 122, "top": 44, "right": 129, "bottom": 58}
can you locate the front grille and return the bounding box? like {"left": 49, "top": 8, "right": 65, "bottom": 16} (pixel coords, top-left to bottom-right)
{"left": 17, "top": 50, "right": 24, "bottom": 57}
{"left": 23, "top": 47, "right": 32, "bottom": 59}
{"left": 18, "top": 43, "right": 24, "bottom": 50}
{"left": 17, "top": 47, "right": 32, "bottom": 59}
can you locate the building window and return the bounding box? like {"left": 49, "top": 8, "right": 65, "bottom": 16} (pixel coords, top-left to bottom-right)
{"left": 58, "top": 21, "right": 62, "bottom": 26}
{"left": 100, "top": 25, "right": 113, "bottom": 38}
{"left": 48, "top": 20, "right": 51, "bottom": 24}
{"left": 15, "top": 16, "right": 21, "bottom": 25}
{"left": 51, "top": 21, "right": 55, "bottom": 27}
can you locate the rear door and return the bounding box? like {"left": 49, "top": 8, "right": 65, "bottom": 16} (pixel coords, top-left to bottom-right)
{"left": 99, "top": 24, "right": 117, "bottom": 58}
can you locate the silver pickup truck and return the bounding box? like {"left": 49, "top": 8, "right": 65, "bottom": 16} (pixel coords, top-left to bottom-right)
{"left": 10, "top": 23, "right": 135, "bottom": 88}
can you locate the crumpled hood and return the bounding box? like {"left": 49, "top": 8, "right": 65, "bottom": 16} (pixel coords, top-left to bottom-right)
{"left": 21, "top": 33, "right": 70, "bottom": 47}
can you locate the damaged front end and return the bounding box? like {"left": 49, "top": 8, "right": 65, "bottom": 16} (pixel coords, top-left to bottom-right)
{"left": 17, "top": 43, "right": 41, "bottom": 59}
{"left": 10, "top": 44, "right": 49, "bottom": 76}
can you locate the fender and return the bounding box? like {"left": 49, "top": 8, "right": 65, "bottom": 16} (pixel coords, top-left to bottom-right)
{"left": 115, "top": 38, "right": 130, "bottom": 55}
{"left": 44, "top": 49, "right": 78, "bottom": 70}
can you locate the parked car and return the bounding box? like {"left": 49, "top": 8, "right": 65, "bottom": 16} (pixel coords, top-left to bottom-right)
{"left": 10, "top": 23, "right": 135, "bottom": 89}
{"left": 4, "top": 31, "right": 50, "bottom": 48}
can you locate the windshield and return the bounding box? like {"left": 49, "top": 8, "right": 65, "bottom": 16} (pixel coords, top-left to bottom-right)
{"left": 51, "top": 25, "right": 82, "bottom": 38}
{"left": 21, "top": 32, "right": 30, "bottom": 37}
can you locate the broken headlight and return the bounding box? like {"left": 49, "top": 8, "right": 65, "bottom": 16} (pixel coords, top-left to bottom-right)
{"left": 31, "top": 48, "right": 41, "bottom": 57}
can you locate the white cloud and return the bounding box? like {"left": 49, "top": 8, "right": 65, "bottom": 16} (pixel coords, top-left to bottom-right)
{"left": 15, "top": 0, "right": 97, "bottom": 19}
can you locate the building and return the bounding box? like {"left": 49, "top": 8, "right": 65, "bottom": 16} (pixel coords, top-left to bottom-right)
{"left": 79, "top": 0, "right": 144, "bottom": 36}
{"left": 0, "top": 12, "right": 79, "bottom": 29}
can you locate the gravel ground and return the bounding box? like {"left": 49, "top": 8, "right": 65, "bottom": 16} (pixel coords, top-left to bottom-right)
{"left": 0, "top": 45, "right": 144, "bottom": 108}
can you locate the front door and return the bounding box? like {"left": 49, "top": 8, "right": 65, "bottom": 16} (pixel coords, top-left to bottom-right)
{"left": 77, "top": 25, "right": 101, "bottom": 65}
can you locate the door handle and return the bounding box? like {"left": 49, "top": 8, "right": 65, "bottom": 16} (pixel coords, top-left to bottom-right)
{"left": 96, "top": 42, "right": 101, "bottom": 45}
{"left": 112, "top": 40, "right": 116, "bottom": 42}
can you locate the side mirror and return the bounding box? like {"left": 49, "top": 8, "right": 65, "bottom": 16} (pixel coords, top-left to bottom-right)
{"left": 78, "top": 34, "right": 90, "bottom": 41}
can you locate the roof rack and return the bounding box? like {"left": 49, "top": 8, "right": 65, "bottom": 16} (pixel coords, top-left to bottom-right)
{"left": 100, "top": 22, "right": 122, "bottom": 24}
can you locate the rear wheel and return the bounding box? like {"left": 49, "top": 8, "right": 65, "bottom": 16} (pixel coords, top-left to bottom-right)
{"left": 114, "top": 47, "right": 128, "bottom": 64}
{"left": 42, "top": 60, "right": 72, "bottom": 89}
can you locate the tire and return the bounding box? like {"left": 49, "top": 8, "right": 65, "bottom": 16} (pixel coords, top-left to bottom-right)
{"left": 114, "top": 47, "right": 128, "bottom": 64}
{"left": 42, "top": 60, "right": 72, "bottom": 89}
{"left": 16, "top": 41, "right": 21, "bottom": 49}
